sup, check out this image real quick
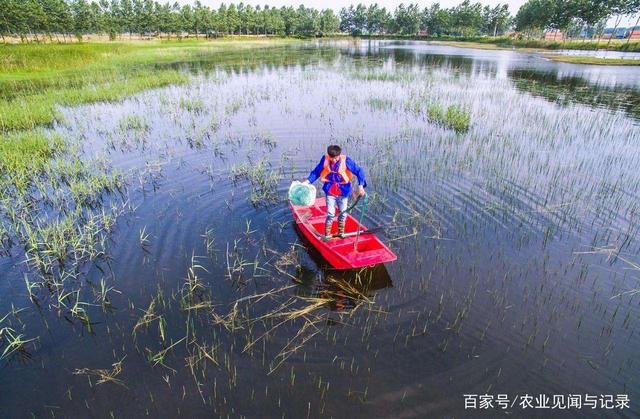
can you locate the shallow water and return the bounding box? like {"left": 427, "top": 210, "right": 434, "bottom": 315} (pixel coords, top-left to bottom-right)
{"left": 1, "top": 40, "right": 640, "bottom": 418}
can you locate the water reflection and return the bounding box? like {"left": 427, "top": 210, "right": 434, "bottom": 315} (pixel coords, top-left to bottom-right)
{"left": 336, "top": 40, "right": 640, "bottom": 120}
{"left": 319, "top": 265, "right": 392, "bottom": 312}
{"left": 509, "top": 68, "right": 640, "bottom": 120}
{"left": 293, "top": 226, "right": 393, "bottom": 312}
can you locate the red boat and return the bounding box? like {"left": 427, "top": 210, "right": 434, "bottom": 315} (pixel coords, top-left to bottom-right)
{"left": 290, "top": 197, "right": 397, "bottom": 270}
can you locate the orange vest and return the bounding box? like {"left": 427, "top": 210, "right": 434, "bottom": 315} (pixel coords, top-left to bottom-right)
{"left": 319, "top": 154, "right": 353, "bottom": 184}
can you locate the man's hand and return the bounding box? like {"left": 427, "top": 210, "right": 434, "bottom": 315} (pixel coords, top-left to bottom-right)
{"left": 302, "top": 179, "right": 310, "bottom": 185}
{"left": 358, "top": 185, "right": 365, "bottom": 197}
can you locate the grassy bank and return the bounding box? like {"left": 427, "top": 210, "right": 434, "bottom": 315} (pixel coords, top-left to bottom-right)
{"left": 543, "top": 54, "right": 640, "bottom": 65}
{"left": 361, "top": 34, "right": 640, "bottom": 53}
{"left": 0, "top": 39, "right": 299, "bottom": 131}
{"left": 419, "top": 40, "right": 640, "bottom": 65}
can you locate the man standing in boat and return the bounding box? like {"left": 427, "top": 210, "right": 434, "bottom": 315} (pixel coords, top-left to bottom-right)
{"left": 304, "top": 145, "right": 367, "bottom": 239}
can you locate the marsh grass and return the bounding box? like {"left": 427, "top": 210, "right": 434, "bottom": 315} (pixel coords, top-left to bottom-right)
{"left": 367, "top": 97, "right": 394, "bottom": 110}
{"left": 0, "top": 129, "right": 126, "bottom": 306}
{"left": 0, "top": 70, "right": 188, "bottom": 131}
{"left": 118, "top": 114, "right": 148, "bottom": 134}
{"left": 180, "top": 98, "right": 206, "bottom": 114}
{"left": 231, "top": 158, "right": 282, "bottom": 206}
{"left": 350, "top": 70, "right": 415, "bottom": 82}
{"left": 391, "top": 35, "right": 640, "bottom": 52}
{"left": 544, "top": 55, "right": 640, "bottom": 66}
{"left": 1, "top": 131, "right": 127, "bottom": 325}
{"left": 0, "top": 130, "right": 62, "bottom": 191}
{"left": 1, "top": 40, "right": 639, "bottom": 415}
{"left": 427, "top": 103, "right": 471, "bottom": 133}
{"left": 0, "top": 308, "right": 38, "bottom": 360}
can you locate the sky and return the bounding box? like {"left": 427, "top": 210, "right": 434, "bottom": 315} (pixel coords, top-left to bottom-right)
{"left": 175, "top": 0, "right": 637, "bottom": 27}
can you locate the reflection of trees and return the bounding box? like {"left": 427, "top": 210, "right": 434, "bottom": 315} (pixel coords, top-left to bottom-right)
{"left": 340, "top": 42, "right": 499, "bottom": 78}
{"left": 508, "top": 69, "right": 640, "bottom": 121}
{"left": 155, "top": 44, "right": 342, "bottom": 76}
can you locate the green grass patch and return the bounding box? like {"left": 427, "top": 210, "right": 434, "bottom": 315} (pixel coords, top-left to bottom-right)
{"left": 367, "top": 97, "right": 394, "bottom": 110}
{"left": 180, "top": 97, "right": 206, "bottom": 113}
{"left": 0, "top": 70, "right": 187, "bottom": 131}
{"left": 0, "top": 42, "right": 136, "bottom": 73}
{"left": 118, "top": 114, "right": 149, "bottom": 134}
{"left": 427, "top": 104, "right": 471, "bottom": 133}
{"left": 0, "top": 130, "right": 62, "bottom": 191}
{"left": 350, "top": 70, "right": 414, "bottom": 82}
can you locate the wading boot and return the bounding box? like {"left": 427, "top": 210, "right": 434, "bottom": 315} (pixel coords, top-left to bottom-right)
{"left": 324, "top": 221, "right": 333, "bottom": 241}
{"left": 338, "top": 220, "right": 346, "bottom": 238}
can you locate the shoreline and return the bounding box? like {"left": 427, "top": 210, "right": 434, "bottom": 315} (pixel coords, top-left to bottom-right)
{"left": 420, "top": 40, "right": 640, "bottom": 66}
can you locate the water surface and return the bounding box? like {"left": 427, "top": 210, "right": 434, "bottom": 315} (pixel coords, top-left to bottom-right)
{"left": 1, "top": 40, "right": 639, "bottom": 418}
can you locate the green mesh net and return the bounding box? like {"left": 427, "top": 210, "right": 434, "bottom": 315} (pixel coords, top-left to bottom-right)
{"left": 288, "top": 181, "right": 316, "bottom": 206}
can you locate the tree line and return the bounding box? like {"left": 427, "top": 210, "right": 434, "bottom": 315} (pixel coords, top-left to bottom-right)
{"left": 0, "top": 0, "right": 512, "bottom": 40}
{"left": 0, "top": 0, "right": 341, "bottom": 40}
{"left": 515, "top": 0, "right": 640, "bottom": 38}
{"left": 0, "top": 0, "right": 639, "bottom": 42}
{"left": 340, "top": 2, "right": 511, "bottom": 36}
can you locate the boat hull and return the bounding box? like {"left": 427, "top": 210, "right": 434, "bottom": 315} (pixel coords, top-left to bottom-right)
{"left": 290, "top": 197, "right": 397, "bottom": 270}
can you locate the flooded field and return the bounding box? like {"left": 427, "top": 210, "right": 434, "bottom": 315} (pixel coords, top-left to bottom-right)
{"left": 1, "top": 40, "right": 640, "bottom": 417}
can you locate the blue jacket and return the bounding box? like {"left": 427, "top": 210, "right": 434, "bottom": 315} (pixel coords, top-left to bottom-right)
{"left": 307, "top": 155, "right": 367, "bottom": 197}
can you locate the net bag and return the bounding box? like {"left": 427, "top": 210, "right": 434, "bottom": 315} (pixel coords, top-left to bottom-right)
{"left": 288, "top": 181, "right": 316, "bottom": 206}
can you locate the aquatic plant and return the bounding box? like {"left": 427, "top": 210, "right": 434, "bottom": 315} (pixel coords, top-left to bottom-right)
{"left": 118, "top": 114, "right": 149, "bottom": 134}
{"left": 367, "top": 98, "right": 394, "bottom": 110}
{"left": 0, "top": 39, "right": 639, "bottom": 418}
{"left": 0, "top": 308, "right": 38, "bottom": 360}
{"left": 230, "top": 158, "right": 282, "bottom": 206}
{"left": 0, "top": 130, "right": 62, "bottom": 191}
{"left": 350, "top": 70, "right": 414, "bottom": 82}
{"left": 180, "top": 98, "right": 206, "bottom": 114}
{"left": 427, "top": 103, "right": 471, "bottom": 133}
{"left": 0, "top": 71, "right": 189, "bottom": 132}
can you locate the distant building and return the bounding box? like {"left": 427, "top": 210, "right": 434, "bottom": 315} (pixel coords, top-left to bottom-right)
{"left": 544, "top": 30, "right": 564, "bottom": 41}
{"left": 630, "top": 27, "right": 640, "bottom": 40}
{"left": 416, "top": 30, "right": 428, "bottom": 37}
